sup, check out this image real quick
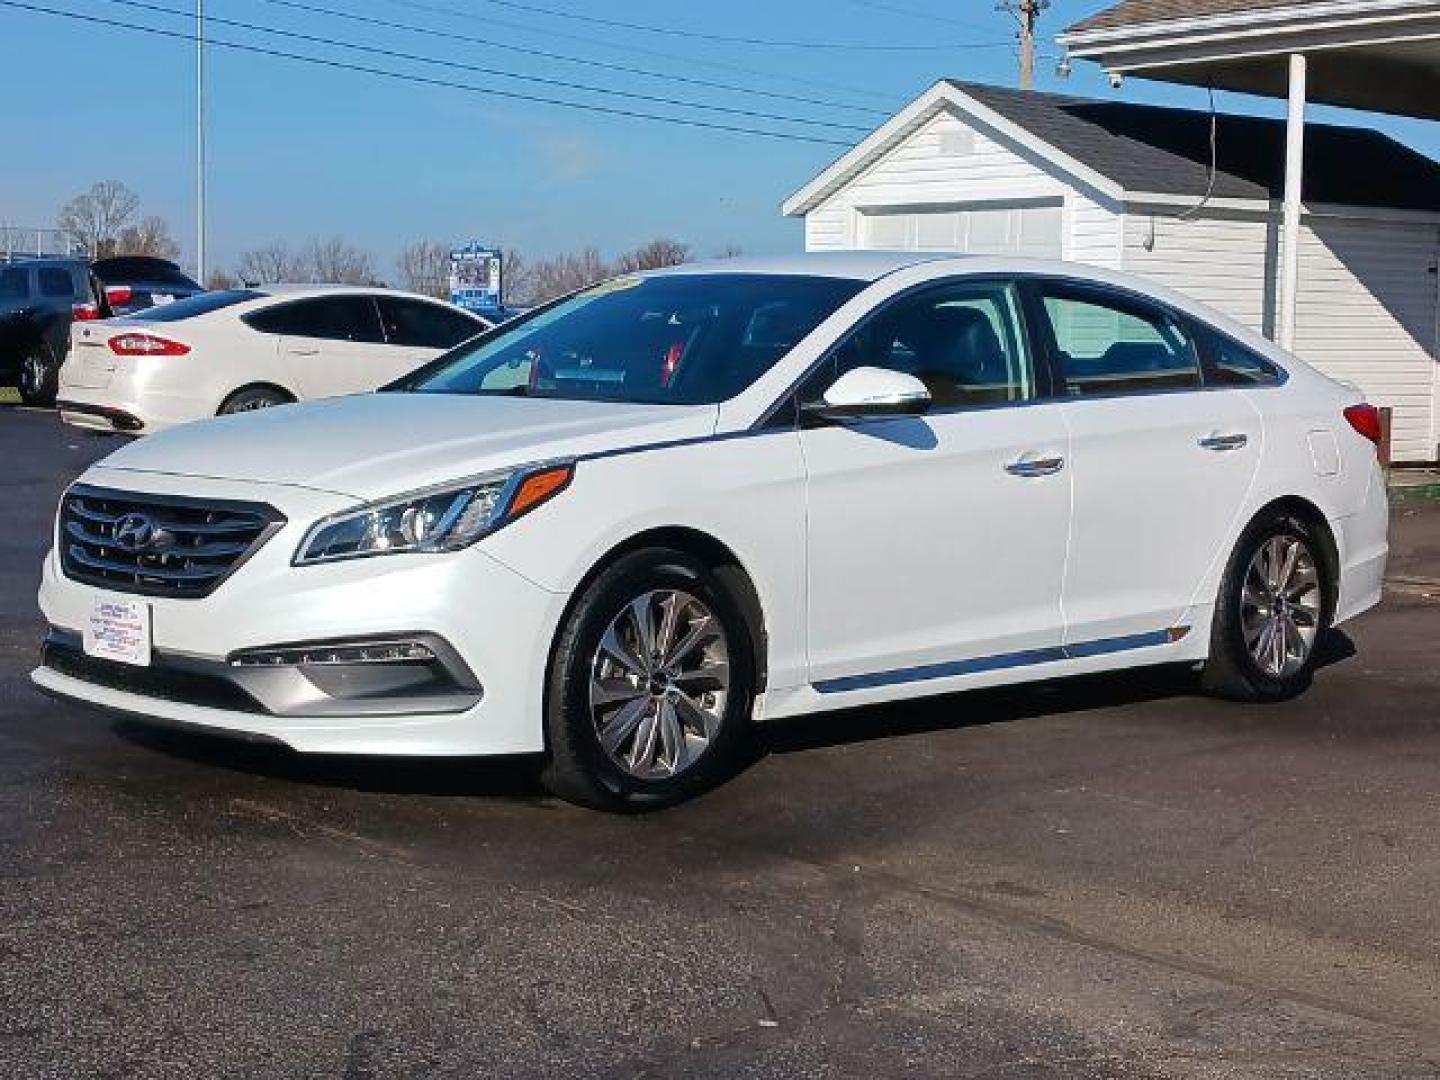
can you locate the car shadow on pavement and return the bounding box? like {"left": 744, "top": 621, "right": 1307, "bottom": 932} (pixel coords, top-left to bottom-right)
{"left": 109, "top": 720, "right": 550, "bottom": 799}
{"left": 105, "top": 630, "right": 1358, "bottom": 799}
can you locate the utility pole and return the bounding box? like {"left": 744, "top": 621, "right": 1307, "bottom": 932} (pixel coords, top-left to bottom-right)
{"left": 196, "top": 0, "right": 208, "bottom": 284}
{"left": 999, "top": 0, "right": 1050, "bottom": 91}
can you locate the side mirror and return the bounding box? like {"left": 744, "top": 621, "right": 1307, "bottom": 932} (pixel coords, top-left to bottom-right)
{"left": 803, "top": 365, "right": 932, "bottom": 422}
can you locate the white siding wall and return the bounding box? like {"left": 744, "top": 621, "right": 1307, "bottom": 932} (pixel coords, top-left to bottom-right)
{"left": 802, "top": 109, "right": 1122, "bottom": 266}
{"left": 1292, "top": 218, "right": 1439, "bottom": 462}
{"left": 804, "top": 205, "right": 851, "bottom": 252}
{"left": 1123, "top": 210, "right": 1439, "bottom": 462}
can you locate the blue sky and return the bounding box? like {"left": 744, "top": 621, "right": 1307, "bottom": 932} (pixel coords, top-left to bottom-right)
{"left": 3, "top": 0, "right": 1437, "bottom": 278}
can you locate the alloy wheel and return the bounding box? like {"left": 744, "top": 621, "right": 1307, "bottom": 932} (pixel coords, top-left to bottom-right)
{"left": 1240, "top": 535, "right": 1321, "bottom": 678}
{"left": 588, "top": 589, "right": 730, "bottom": 781}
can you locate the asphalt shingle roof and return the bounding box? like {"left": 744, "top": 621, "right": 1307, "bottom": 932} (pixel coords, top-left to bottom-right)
{"left": 1068, "top": 0, "right": 1314, "bottom": 34}
{"left": 950, "top": 81, "right": 1440, "bottom": 211}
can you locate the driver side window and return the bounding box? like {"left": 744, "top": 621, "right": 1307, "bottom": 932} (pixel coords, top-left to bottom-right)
{"left": 805, "top": 281, "right": 1034, "bottom": 411}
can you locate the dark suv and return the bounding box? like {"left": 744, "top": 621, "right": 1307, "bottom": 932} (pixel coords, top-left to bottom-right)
{"left": 0, "top": 259, "right": 99, "bottom": 406}
{"left": 1, "top": 256, "right": 203, "bottom": 406}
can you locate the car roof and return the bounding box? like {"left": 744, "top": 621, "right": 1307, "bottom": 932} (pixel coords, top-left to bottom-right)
{"left": 3, "top": 257, "right": 87, "bottom": 271}
{"left": 252, "top": 283, "right": 471, "bottom": 306}
{"left": 652, "top": 251, "right": 956, "bottom": 282}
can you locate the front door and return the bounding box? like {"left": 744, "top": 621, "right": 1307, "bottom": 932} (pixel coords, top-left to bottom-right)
{"left": 1028, "top": 278, "right": 1263, "bottom": 645}
{"left": 799, "top": 279, "right": 1071, "bottom": 690}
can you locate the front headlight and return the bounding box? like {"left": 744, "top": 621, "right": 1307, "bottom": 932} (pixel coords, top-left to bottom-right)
{"left": 293, "top": 461, "right": 574, "bottom": 565}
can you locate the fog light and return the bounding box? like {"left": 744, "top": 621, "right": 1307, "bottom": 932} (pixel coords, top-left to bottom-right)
{"left": 230, "top": 640, "right": 437, "bottom": 668}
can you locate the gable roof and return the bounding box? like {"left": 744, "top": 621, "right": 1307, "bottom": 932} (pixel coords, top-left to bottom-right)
{"left": 783, "top": 80, "right": 1440, "bottom": 217}
{"left": 1067, "top": 0, "right": 1314, "bottom": 35}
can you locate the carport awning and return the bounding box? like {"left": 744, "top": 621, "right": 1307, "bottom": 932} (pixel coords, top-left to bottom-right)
{"left": 1060, "top": 1, "right": 1440, "bottom": 120}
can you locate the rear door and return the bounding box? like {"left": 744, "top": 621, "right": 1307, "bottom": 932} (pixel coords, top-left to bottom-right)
{"left": 376, "top": 295, "right": 485, "bottom": 373}
{"left": 251, "top": 295, "right": 396, "bottom": 398}
{"left": 1027, "top": 278, "right": 1263, "bottom": 645}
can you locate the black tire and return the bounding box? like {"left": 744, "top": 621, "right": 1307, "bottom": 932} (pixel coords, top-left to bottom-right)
{"left": 17, "top": 342, "right": 59, "bottom": 407}
{"left": 218, "top": 386, "right": 292, "bottom": 415}
{"left": 540, "top": 547, "right": 757, "bottom": 811}
{"left": 1201, "top": 509, "right": 1333, "bottom": 702}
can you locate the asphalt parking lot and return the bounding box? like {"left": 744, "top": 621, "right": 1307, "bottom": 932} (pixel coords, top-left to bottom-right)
{"left": 2, "top": 406, "right": 1439, "bottom": 1079}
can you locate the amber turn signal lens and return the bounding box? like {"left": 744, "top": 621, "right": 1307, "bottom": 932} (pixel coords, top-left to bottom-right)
{"left": 508, "top": 464, "right": 574, "bottom": 520}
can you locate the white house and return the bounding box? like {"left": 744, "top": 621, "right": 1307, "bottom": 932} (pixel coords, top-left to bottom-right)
{"left": 783, "top": 80, "right": 1440, "bottom": 462}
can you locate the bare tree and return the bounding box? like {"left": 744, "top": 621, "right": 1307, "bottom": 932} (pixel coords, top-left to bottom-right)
{"left": 613, "top": 238, "right": 690, "bottom": 274}
{"left": 306, "top": 236, "right": 376, "bottom": 285}
{"left": 206, "top": 268, "right": 240, "bottom": 290}
{"left": 501, "top": 248, "right": 533, "bottom": 306}
{"left": 57, "top": 181, "right": 140, "bottom": 257}
{"left": 396, "top": 240, "right": 451, "bottom": 298}
{"left": 236, "top": 242, "right": 309, "bottom": 284}
{"left": 527, "top": 247, "right": 608, "bottom": 304}
{"left": 112, "top": 216, "right": 180, "bottom": 261}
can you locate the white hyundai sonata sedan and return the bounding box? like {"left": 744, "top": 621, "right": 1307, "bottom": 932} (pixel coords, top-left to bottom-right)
{"left": 34, "top": 253, "right": 1389, "bottom": 809}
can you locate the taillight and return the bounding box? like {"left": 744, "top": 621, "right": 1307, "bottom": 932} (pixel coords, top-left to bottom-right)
{"left": 72, "top": 302, "right": 102, "bottom": 321}
{"left": 103, "top": 285, "right": 133, "bottom": 306}
{"left": 108, "top": 333, "right": 190, "bottom": 357}
{"left": 1343, "top": 403, "right": 1383, "bottom": 448}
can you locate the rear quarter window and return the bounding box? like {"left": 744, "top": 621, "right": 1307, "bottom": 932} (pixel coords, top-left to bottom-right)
{"left": 1197, "top": 326, "right": 1285, "bottom": 386}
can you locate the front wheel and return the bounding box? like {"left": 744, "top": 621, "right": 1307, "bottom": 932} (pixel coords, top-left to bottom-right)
{"left": 541, "top": 548, "right": 756, "bottom": 811}
{"left": 17, "top": 343, "right": 59, "bottom": 407}
{"left": 1201, "top": 511, "right": 1332, "bottom": 702}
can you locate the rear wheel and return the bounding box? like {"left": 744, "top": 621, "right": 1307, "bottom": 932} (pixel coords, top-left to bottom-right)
{"left": 1201, "top": 510, "right": 1331, "bottom": 702}
{"left": 17, "top": 343, "right": 59, "bottom": 407}
{"left": 218, "top": 386, "right": 291, "bottom": 414}
{"left": 541, "top": 548, "right": 756, "bottom": 811}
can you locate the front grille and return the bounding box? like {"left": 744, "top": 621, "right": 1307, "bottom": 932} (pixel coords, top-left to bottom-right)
{"left": 59, "top": 484, "right": 284, "bottom": 599}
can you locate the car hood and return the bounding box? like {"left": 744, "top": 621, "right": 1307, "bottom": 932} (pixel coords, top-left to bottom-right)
{"left": 91, "top": 392, "right": 721, "bottom": 501}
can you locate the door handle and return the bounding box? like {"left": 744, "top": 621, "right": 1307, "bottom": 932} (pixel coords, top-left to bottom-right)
{"left": 287, "top": 346, "right": 320, "bottom": 357}
{"left": 1198, "top": 432, "right": 1248, "bottom": 452}
{"left": 1005, "top": 454, "right": 1065, "bottom": 478}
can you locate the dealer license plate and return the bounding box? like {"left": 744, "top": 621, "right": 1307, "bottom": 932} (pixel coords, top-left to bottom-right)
{"left": 83, "top": 595, "right": 152, "bottom": 667}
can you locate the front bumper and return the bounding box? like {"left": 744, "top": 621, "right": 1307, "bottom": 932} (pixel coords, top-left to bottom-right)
{"left": 34, "top": 469, "right": 568, "bottom": 756}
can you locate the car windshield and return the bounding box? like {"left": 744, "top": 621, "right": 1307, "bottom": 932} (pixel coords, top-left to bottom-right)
{"left": 136, "top": 289, "right": 263, "bottom": 321}
{"left": 390, "top": 273, "right": 864, "bottom": 405}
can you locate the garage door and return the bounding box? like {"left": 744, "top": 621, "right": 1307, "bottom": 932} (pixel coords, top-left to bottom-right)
{"left": 1293, "top": 219, "right": 1439, "bottom": 463}
{"left": 861, "top": 204, "right": 1062, "bottom": 257}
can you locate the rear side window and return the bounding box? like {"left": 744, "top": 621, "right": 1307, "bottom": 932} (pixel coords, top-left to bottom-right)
{"left": 1197, "top": 326, "right": 1284, "bottom": 386}
{"left": 142, "top": 289, "right": 263, "bottom": 321}
{"left": 377, "top": 296, "right": 482, "bottom": 349}
{"left": 1036, "top": 284, "right": 1200, "bottom": 396}
{"left": 246, "top": 295, "right": 385, "bottom": 343}
{"left": 0, "top": 268, "right": 27, "bottom": 301}
{"left": 38, "top": 268, "right": 75, "bottom": 299}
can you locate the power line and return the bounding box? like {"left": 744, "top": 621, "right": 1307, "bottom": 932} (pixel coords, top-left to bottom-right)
{"left": 0, "top": 0, "right": 858, "bottom": 145}
{"left": 459, "top": 0, "right": 1009, "bottom": 51}
{"left": 378, "top": 0, "right": 902, "bottom": 108}
{"left": 841, "top": 0, "right": 996, "bottom": 33}
{"left": 249, "top": 0, "right": 889, "bottom": 118}
{"left": 92, "top": 0, "right": 873, "bottom": 132}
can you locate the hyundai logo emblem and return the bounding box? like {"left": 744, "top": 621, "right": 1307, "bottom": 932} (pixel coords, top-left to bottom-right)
{"left": 113, "top": 513, "right": 161, "bottom": 553}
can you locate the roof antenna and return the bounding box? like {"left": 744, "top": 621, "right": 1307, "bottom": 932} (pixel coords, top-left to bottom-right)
{"left": 1178, "top": 83, "right": 1219, "bottom": 222}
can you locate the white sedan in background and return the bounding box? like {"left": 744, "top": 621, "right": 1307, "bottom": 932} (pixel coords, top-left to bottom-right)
{"left": 34, "top": 254, "right": 1389, "bottom": 811}
{"left": 56, "top": 285, "right": 490, "bottom": 434}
